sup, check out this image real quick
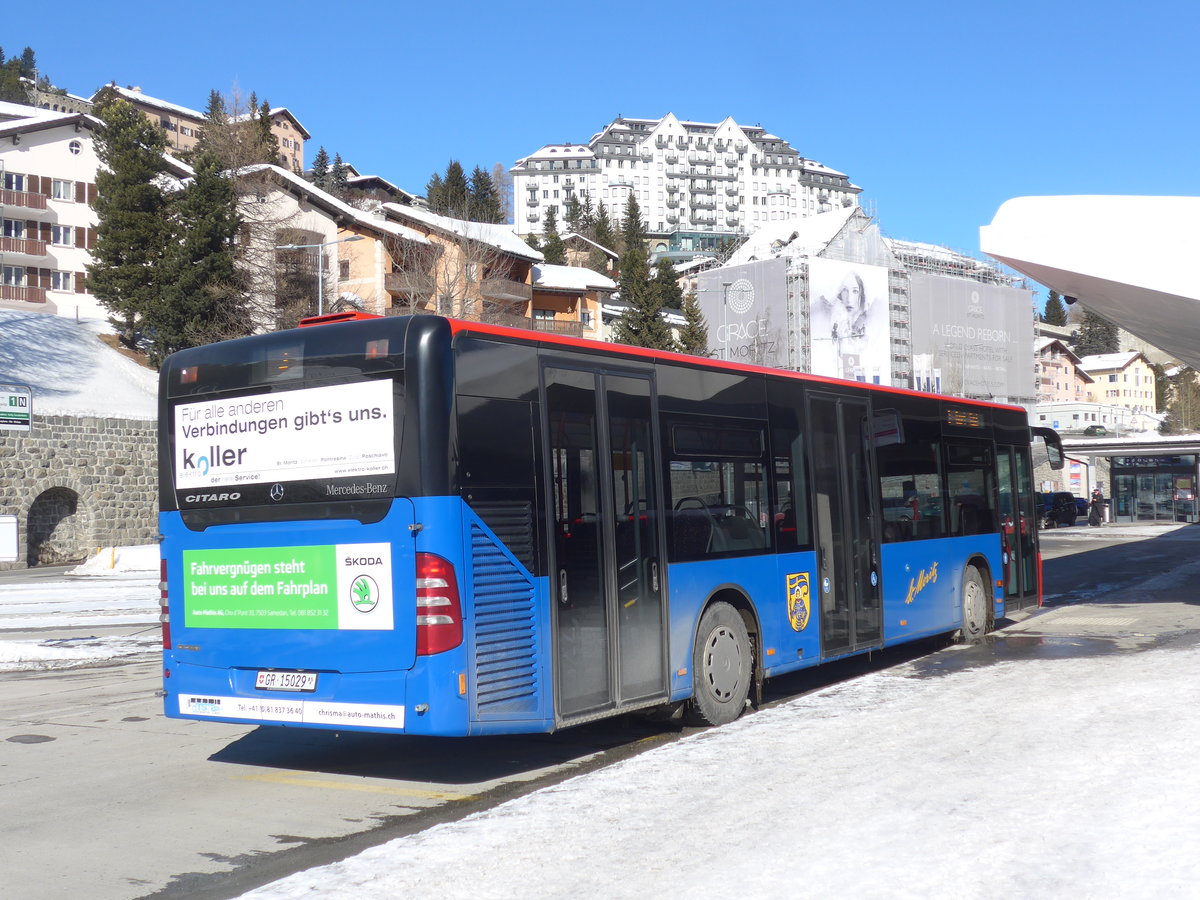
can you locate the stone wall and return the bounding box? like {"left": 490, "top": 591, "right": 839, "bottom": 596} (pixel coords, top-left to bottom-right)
{"left": 0, "top": 414, "right": 157, "bottom": 569}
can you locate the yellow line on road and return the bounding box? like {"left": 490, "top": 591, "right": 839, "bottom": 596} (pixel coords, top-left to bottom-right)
{"left": 239, "top": 771, "right": 478, "bottom": 802}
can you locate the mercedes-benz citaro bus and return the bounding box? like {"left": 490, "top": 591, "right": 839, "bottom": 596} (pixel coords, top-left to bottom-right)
{"left": 158, "top": 312, "right": 1062, "bottom": 736}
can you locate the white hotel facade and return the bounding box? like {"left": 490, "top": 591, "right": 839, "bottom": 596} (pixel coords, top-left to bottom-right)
{"left": 511, "top": 113, "right": 861, "bottom": 259}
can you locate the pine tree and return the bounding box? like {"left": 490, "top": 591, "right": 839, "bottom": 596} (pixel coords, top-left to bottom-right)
{"left": 18, "top": 47, "right": 36, "bottom": 78}
{"left": 1150, "top": 362, "right": 1170, "bottom": 413}
{"left": 0, "top": 50, "right": 27, "bottom": 104}
{"left": 310, "top": 146, "right": 331, "bottom": 189}
{"left": 469, "top": 166, "right": 503, "bottom": 223}
{"left": 541, "top": 206, "right": 566, "bottom": 265}
{"left": 151, "top": 151, "right": 245, "bottom": 365}
{"left": 425, "top": 172, "right": 444, "bottom": 210}
{"left": 442, "top": 161, "right": 470, "bottom": 217}
{"left": 564, "top": 193, "right": 582, "bottom": 234}
{"left": 590, "top": 202, "right": 617, "bottom": 273}
{"left": 612, "top": 195, "right": 672, "bottom": 350}
{"left": 1072, "top": 309, "right": 1120, "bottom": 357}
{"left": 1161, "top": 371, "right": 1200, "bottom": 434}
{"left": 676, "top": 291, "right": 710, "bottom": 356}
{"left": 524, "top": 232, "right": 542, "bottom": 252}
{"left": 1043, "top": 289, "right": 1067, "bottom": 326}
{"left": 87, "top": 97, "right": 171, "bottom": 350}
{"left": 577, "top": 191, "right": 595, "bottom": 234}
{"left": 651, "top": 257, "right": 684, "bottom": 310}
{"left": 255, "top": 100, "right": 278, "bottom": 165}
{"left": 331, "top": 153, "right": 349, "bottom": 197}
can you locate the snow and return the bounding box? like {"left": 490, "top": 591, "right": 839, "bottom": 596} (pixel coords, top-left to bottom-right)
{"left": 240, "top": 630, "right": 1200, "bottom": 900}
{"left": 0, "top": 311, "right": 158, "bottom": 420}
{"left": 533, "top": 263, "right": 615, "bottom": 292}
{"left": 724, "top": 205, "right": 859, "bottom": 266}
{"left": 0, "top": 544, "right": 159, "bottom": 671}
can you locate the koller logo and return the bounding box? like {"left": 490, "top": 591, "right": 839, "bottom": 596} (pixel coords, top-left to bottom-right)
{"left": 350, "top": 575, "right": 379, "bottom": 612}
{"left": 269, "top": 484, "right": 285, "bottom": 502}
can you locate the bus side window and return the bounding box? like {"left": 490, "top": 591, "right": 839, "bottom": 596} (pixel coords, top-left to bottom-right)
{"left": 772, "top": 428, "right": 812, "bottom": 552}
{"left": 945, "top": 442, "right": 997, "bottom": 536}
{"left": 665, "top": 417, "right": 770, "bottom": 561}
{"left": 877, "top": 437, "right": 946, "bottom": 542}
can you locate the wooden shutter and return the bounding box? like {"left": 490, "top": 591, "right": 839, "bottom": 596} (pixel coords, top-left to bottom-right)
{"left": 87, "top": 183, "right": 97, "bottom": 205}
{"left": 75, "top": 271, "right": 87, "bottom": 293}
{"left": 75, "top": 226, "right": 86, "bottom": 249}
{"left": 75, "top": 181, "right": 86, "bottom": 203}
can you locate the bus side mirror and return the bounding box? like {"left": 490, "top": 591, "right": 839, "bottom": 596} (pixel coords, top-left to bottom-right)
{"left": 1031, "top": 427, "right": 1064, "bottom": 471}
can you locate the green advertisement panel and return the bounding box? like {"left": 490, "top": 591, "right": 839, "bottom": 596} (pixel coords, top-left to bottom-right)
{"left": 183, "top": 543, "right": 394, "bottom": 630}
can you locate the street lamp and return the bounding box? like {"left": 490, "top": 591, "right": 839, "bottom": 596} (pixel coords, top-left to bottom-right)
{"left": 721, "top": 280, "right": 732, "bottom": 360}
{"left": 274, "top": 235, "right": 364, "bottom": 316}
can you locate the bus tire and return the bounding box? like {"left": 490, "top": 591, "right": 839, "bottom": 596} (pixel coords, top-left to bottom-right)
{"left": 685, "top": 602, "right": 752, "bottom": 727}
{"left": 957, "top": 565, "right": 988, "bottom": 643}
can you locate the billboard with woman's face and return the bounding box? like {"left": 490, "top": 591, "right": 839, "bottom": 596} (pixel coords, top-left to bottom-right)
{"left": 808, "top": 259, "right": 891, "bottom": 385}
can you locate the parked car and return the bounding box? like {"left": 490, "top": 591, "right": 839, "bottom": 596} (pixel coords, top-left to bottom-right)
{"left": 1038, "top": 491, "right": 1078, "bottom": 528}
{"left": 1075, "top": 496, "right": 1089, "bottom": 516}
{"left": 1083, "top": 425, "right": 1109, "bottom": 436}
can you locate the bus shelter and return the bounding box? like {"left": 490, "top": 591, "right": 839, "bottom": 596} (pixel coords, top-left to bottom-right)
{"left": 1110, "top": 454, "right": 1198, "bottom": 524}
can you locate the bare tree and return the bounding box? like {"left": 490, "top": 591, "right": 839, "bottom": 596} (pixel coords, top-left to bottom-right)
{"left": 382, "top": 218, "right": 532, "bottom": 326}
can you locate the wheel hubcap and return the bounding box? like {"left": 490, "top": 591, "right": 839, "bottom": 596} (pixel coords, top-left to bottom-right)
{"left": 964, "top": 579, "right": 985, "bottom": 633}
{"left": 702, "top": 626, "right": 743, "bottom": 701}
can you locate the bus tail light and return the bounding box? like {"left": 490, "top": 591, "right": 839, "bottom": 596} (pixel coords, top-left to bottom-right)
{"left": 416, "top": 553, "right": 463, "bottom": 655}
{"left": 159, "top": 557, "right": 172, "bottom": 650}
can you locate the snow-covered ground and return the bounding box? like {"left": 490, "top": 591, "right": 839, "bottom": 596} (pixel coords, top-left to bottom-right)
{"left": 0, "top": 544, "right": 159, "bottom": 671}
{"left": 239, "top": 626, "right": 1200, "bottom": 900}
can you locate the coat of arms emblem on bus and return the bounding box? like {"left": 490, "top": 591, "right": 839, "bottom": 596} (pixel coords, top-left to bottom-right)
{"left": 786, "top": 572, "right": 811, "bottom": 631}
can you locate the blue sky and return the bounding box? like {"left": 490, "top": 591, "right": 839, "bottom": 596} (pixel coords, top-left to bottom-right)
{"left": 6, "top": 0, "right": 1198, "bottom": 273}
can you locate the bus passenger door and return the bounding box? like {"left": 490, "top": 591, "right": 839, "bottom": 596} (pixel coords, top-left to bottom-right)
{"left": 544, "top": 366, "right": 668, "bottom": 722}
{"left": 809, "top": 393, "right": 882, "bottom": 656}
{"left": 998, "top": 444, "right": 1038, "bottom": 610}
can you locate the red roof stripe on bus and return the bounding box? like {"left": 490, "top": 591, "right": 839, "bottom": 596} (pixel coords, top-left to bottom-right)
{"left": 445, "top": 317, "right": 1025, "bottom": 413}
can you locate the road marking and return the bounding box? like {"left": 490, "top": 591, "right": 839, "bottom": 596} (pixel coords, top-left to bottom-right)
{"left": 238, "top": 772, "right": 478, "bottom": 802}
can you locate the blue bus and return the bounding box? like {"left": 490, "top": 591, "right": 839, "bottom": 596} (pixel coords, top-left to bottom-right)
{"left": 158, "top": 313, "right": 1062, "bottom": 734}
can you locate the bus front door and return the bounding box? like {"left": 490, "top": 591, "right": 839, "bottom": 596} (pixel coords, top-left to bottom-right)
{"left": 810, "top": 393, "right": 883, "bottom": 657}
{"left": 544, "top": 367, "right": 669, "bottom": 722}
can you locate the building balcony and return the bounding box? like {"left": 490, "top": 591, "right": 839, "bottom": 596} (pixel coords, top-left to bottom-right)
{"left": 665, "top": 153, "right": 679, "bottom": 163}
{"left": 481, "top": 277, "right": 532, "bottom": 303}
{"left": 726, "top": 185, "right": 739, "bottom": 196}
{"left": 0, "top": 188, "right": 48, "bottom": 211}
{"left": 666, "top": 214, "right": 679, "bottom": 224}
{"left": 0, "top": 284, "right": 47, "bottom": 303}
{"left": 666, "top": 199, "right": 679, "bottom": 209}
{"left": 531, "top": 316, "right": 583, "bottom": 337}
{"left": 384, "top": 272, "right": 436, "bottom": 297}
{"left": 0, "top": 236, "right": 48, "bottom": 256}
{"left": 527, "top": 197, "right": 539, "bottom": 206}
{"left": 693, "top": 199, "right": 717, "bottom": 210}
{"left": 691, "top": 183, "right": 715, "bottom": 193}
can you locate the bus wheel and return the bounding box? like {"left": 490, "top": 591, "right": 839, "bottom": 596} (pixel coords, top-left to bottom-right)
{"left": 957, "top": 565, "right": 988, "bottom": 643}
{"left": 685, "top": 602, "right": 751, "bottom": 726}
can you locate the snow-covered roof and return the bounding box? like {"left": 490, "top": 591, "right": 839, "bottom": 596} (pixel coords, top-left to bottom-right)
{"left": 0, "top": 99, "right": 61, "bottom": 122}
{"left": 231, "top": 106, "right": 310, "bottom": 139}
{"left": 724, "top": 206, "right": 859, "bottom": 266}
{"left": 0, "top": 311, "right": 157, "bottom": 420}
{"left": 93, "top": 85, "right": 204, "bottom": 121}
{"left": 673, "top": 257, "right": 719, "bottom": 275}
{"left": 381, "top": 203, "right": 543, "bottom": 262}
{"left": 561, "top": 232, "right": 618, "bottom": 259}
{"left": 1079, "top": 351, "right": 1145, "bottom": 372}
{"left": 228, "top": 165, "right": 430, "bottom": 246}
{"left": 0, "top": 110, "right": 98, "bottom": 141}
{"left": 533, "top": 264, "right": 615, "bottom": 292}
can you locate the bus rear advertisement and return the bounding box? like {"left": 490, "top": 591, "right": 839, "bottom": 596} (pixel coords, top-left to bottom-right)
{"left": 158, "top": 314, "right": 1062, "bottom": 736}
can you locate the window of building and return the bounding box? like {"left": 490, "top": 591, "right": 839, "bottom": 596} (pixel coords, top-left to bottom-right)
{"left": 51, "top": 179, "right": 75, "bottom": 201}
{"left": 51, "top": 225, "right": 73, "bottom": 246}
{"left": 2, "top": 265, "right": 27, "bottom": 286}
{"left": 3, "top": 172, "right": 25, "bottom": 192}
{"left": 51, "top": 270, "right": 73, "bottom": 291}
{"left": 68, "top": 140, "right": 82, "bottom": 155}
{"left": 180, "top": 126, "right": 194, "bottom": 138}
{"left": 338, "top": 260, "right": 350, "bottom": 280}
{"left": 2, "top": 219, "right": 25, "bottom": 239}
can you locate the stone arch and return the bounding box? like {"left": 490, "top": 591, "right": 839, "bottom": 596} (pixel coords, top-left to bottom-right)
{"left": 21, "top": 479, "right": 95, "bottom": 567}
